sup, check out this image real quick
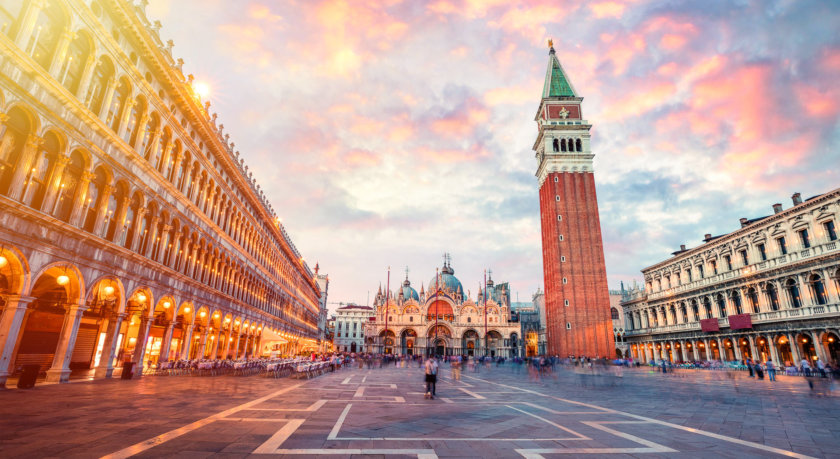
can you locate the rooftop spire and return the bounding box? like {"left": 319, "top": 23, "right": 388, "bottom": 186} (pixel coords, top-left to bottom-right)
{"left": 542, "top": 39, "right": 577, "bottom": 98}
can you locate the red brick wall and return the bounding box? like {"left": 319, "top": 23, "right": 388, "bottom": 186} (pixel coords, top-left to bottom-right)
{"left": 539, "top": 172, "right": 615, "bottom": 358}
{"left": 546, "top": 104, "right": 581, "bottom": 120}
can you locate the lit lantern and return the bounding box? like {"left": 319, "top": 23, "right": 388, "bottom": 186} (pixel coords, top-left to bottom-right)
{"left": 56, "top": 274, "right": 70, "bottom": 285}
{"left": 184, "top": 307, "right": 191, "bottom": 313}
{"left": 163, "top": 301, "right": 171, "bottom": 309}
{"left": 0, "top": 255, "right": 8, "bottom": 268}
{"left": 137, "top": 293, "right": 147, "bottom": 303}
{"left": 200, "top": 311, "right": 206, "bottom": 317}
{"left": 103, "top": 285, "right": 115, "bottom": 296}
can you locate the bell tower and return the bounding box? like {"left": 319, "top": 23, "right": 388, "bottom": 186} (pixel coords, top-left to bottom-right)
{"left": 533, "top": 41, "right": 614, "bottom": 358}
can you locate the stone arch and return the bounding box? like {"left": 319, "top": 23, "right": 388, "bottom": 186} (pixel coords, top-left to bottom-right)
{"left": 0, "top": 243, "right": 31, "bottom": 297}
{"left": 84, "top": 275, "right": 125, "bottom": 317}
{"left": 62, "top": 29, "right": 95, "bottom": 95}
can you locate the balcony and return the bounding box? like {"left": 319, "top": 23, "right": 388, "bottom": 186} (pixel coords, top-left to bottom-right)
{"left": 646, "top": 240, "right": 839, "bottom": 301}
{"left": 626, "top": 302, "right": 840, "bottom": 337}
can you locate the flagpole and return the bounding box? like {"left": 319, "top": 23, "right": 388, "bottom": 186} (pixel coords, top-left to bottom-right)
{"left": 385, "top": 266, "right": 390, "bottom": 355}
{"left": 484, "top": 269, "right": 488, "bottom": 358}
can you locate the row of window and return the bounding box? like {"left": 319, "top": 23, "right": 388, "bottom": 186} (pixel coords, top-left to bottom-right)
{"left": 629, "top": 272, "right": 838, "bottom": 330}
{"left": 648, "top": 222, "right": 837, "bottom": 292}
{"left": 551, "top": 138, "right": 583, "bottom": 153}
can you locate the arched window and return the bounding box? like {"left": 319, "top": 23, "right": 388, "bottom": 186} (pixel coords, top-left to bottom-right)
{"left": 747, "top": 288, "right": 760, "bottom": 313}
{"left": 61, "top": 32, "right": 91, "bottom": 95}
{"left": 155, "top": 129, "right": 171, "bottom": 172}
{"left": 0, "top": 106, "right": 32, "bottom": 195}
{"left": 86, "top": 57, "right": 114, "bottom": 115}
{"left": 731, "top": 290, "right": 742, "bottom": 315}
{"left": 121, "top": 193, "right": 142, "bottom": 248}
{"left": 766, "top": 283, "right": 780, "bottom": 311}
{"left": 125, "top": 96, "right": 146, "bottom": 145}
{"left": 83, "top": 167, "right": 107, "bottom": 232}
{"left": 785, "top": 279, "right": 801, "bottom": 308}
{"left": 576, "top": 138, "right": 582, "bottom": 152}
{"left": 610, "top": 307, "right": 619, "bottom": 320}
{"left": 139, "top": 113, "right": 158, "bottom": 159}
{"left": 560, "top": 139, "right": 566, "bottom": 152}
{"left": 0, "top": 1, "right": 25, "bottom": 37}
{"left": 30, "top": 1, "right": 67, "bottom": 70}
{"left": 692, "top": 303, "right": 700, "bottom": 321}
{"left": 105, "top": 184, "right": 127, "bottom": 241}
{"left": 23, "top": 131, "right": 59, "bottom": 210}
{"left": 106, "top": 78, "right": 130, "bottom": 132}
{"left": 810, "top": 274, "right": 827, "bottom": 305}
{"left": 552, "top": 138, "right": 559, "bottom": 152}
{"left": 53, "top": 150, "right": 84, "bottom": 222}
{"left": 715, "top": 294, "right": 726, "bottom": 317}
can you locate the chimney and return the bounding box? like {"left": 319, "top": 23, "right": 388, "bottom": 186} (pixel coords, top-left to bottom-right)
{"left": 772, "top": 203, "right": 783, "bottom": 214}
{"left": 792, "top": 192, "right": 802, "bottom": 206}
{"left": 680, "top": 244, "right": 686, "bottom": 251}
{"left": 739, "top": 217, "right": 748, "bottom": 228}
{"left": 703, "top": 233, "right": 712, "bottom": 242}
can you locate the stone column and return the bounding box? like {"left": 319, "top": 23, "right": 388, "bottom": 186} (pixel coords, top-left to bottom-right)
{"left": 75, "top": 54, "right": 98, "bottom": 100}
{"left": 159, "top": 322, "right": 175, "bottom": 362}
{"left": 210, "top": 328, "right": 222, "bottom": 359}
{"left": 128, "top": 208, "right": 147, "bottom": 252}
{"left": 181, "top": 324, "right": 194, "bottom": 360}
{"left": 798, "top": 274, "right": 815, "bottom": 306}
{"left": 170, "top": 151, "right": 184, "bottom": 185}
{"left": 97, "top": 78, "right": 117, "bottom": 120}
{"left": 0, "top": 296, "right": 35, "bottom": 388}
{"left": 45, "top": 302, "right": 89, "bottom": 383}
{"left": 69, "top": 171, "right": 94, "bottom": 228}
{"left": 95, "top": 313, "right": 125, "bottom": 379}
{"left": 811, "top": 330, "right": 828, "bottom": 363}
{"left": 143, "top": 216, "right": 161, "bottom": 259}
{"left": 787, "top": 333, "right": 801, "bottom": 364}
{"left": 91, "top": 184, "right": 114, "bottom": 237}
{"left": 222, "top": 325, "right": 233, "bottom": 359}
{"left": 154, "top": 225, "right": 171, "bottom": 263}
{"left": 692, "top": 342, "right": 700, "bottom": 361}
{"left": 131, "top": 317, "right": 153, "bottom": 379}
{"left": 197, "top": 329, "right": 208, "bottom": 359}
{"left": 715, "top": 339, "right": 725, "bottom": 361}
{"left": 48, "top": 30, "right": 75, "bottom": 77}
{"left": 13, "top": 0, "right": 44, "bottom": 50}
{"left": 748, "top": 335, "right": 758, "bottom": 361}
{"left": 8, "top": 134, "right": 44, "bottom": 202}
{"left": 110, "top": 196, "right": 131, "bottom": 244}
{"left": 231, "top": 332, "right": 241, "bottom": 360}
{"left": 767, "top": 334, "right": 781, "bottom": 366}
{"left": 41, "top": 155, "right": 69, "bottom": 214}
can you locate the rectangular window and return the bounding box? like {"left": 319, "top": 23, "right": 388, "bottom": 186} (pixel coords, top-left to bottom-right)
{"left": 698, "top": 264, "right": 704, "bottom": 278}
{"left": 724, "top": 255, "right": 732, "bottom": 271}
{"left": 757, "top": 243, "right": 767, "bottom": 261}
{"left": 739, "top": 249, "right": 749, "bottom": 266}
{"left": 798, "top": 229, "right": 810, "bottom": 248}
{"left": 686, "top": 268, "right": 692, "bottom": 282}
{"left": 711, "top": 259, "right": 718, "bottom": 275}
{"left": 824, "top": 220, "right": 837, "bottom": 241}
{"left": 777, "top": 236, "right": 787, "bottom": 255}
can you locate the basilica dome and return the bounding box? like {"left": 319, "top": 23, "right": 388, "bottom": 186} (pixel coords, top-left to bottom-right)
{"left": 428, "top": 263, "right": 464, "bottom": 298}
{"left": 400, "top": 278, "right": 420, "bottom": 301}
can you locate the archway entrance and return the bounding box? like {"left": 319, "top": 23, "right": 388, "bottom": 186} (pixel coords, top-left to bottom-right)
{"left": 434, "top": 338, "right": 446, "bottom": 357}
{"left": 350, "top": 342, "right": 356, "bottom": 353}
{"left": 466, "top": 341, "right": 474, "bottom": 356}
{"left": 526, "top": 331, "right": 538, "bottom": 357}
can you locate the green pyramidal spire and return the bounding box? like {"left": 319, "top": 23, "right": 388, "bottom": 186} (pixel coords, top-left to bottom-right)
{"left": 542, "top": 43, "right": 577, "bottom": 98}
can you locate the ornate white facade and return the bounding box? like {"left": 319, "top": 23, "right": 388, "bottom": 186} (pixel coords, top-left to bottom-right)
{"left": 334, "top": 304, "right": 373, "bottom": 354}
{"left": 365, "top": 262, "right": 521, "bottom": 357}
{"left": 0, "top": 0, "right": 321, "bottom": 387}
{"left": 621, "top": 190, "right": 840, "bottom": 366}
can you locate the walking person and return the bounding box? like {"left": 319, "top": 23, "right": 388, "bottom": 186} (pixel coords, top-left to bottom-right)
{"left": 425, "top": 356, "right": 438, "bottom": 399}
{"left": 766, "top": 359, "right": 776, "bottom": 381}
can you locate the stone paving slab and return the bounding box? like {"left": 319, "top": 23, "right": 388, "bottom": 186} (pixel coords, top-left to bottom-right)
{"left": 1, "top": 365, "right": 839, "bottom": 457}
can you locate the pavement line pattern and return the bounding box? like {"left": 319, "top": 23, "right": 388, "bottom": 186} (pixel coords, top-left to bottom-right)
{"left": 252, "top": 419, "right": 306, "bottom": 454}
{"left": 328, "top": 403, "right": 353, "bottom": 440}
{"left": 506, "top": 405, "right": 590, "bottom": 440}
{"left": 457, "top": 386, "right": 486, "bottom": 399}
{"left": 354, "top": 386, "right": 365, "bottom": 397}
{"left": 515, "top": 421, "right": 678, "bottom": 456}
{"left": 246, "top": 399, "right": 327, "bottom": 412}
{"left": 272, "top": 448, "right": 438, "bottom": 457}
{"left": 100, "top": 383, "right": 302, "bottom": 459}
{"left": 463, "top": 374, "right": 817, "bottom": 459}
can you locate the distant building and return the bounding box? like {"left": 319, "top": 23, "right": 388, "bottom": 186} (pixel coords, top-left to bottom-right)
{"left": 365, "top": 259, "right": 520, "bottom": 357}
{"left": 334, "top": 304, "right": 374, "bottom": 353}
{"left": 621, "top": 190, "right": 840, "bottom": 366}
{"left": 514, "top": 290, "right": 546, "bottom": 357}
{"left": 314, "top": 264, "right": 329, "bottom": 352}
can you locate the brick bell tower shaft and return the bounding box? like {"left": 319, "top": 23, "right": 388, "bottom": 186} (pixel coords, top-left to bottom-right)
{"left": 533, "top": 41, "right": 614, "bottom": 358}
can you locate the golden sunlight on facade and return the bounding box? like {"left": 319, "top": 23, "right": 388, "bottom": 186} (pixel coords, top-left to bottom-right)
{"left": 0, "top": 0, "right": 321, "bottom": 387}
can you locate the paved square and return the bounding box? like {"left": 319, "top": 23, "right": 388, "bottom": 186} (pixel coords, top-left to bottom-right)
{"left": 1, "top": 365, "right": 838, "bottom": 458}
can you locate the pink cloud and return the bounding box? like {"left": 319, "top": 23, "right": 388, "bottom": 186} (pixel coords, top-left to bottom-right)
{"left": 484, "top": 80, "right": 540, "bottom": 106}
{"left": 590, "top": 1, "right": 626, "bottom": 19}
{"left": 416, "top": 143, "right": 491, "bottom": 164}
{"left": 602, "top": 81, "right": 676, "bottom": 120}
{"left": 660, "top": 33, "right": 687, "bottom": 50}
{"left": 343, "top": 149, "right": 381, "bottom": 166}
{"left": 429, "top": 99, "right": 490, "bottom": 137}
{"left": 601, "top": 32, "right": 646, "bottom": 75}
{"left": 795, "top": 84, "right": 840, "bottom": 118}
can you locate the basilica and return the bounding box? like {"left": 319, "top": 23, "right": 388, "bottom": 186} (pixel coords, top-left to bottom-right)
{"left": 364, "top": 261, "right": 521, "bottom": 357}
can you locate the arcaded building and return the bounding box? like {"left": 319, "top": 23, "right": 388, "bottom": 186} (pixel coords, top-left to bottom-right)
{"left": 0, "top": 0, "right": 321, "bottom": 387}
{"left": 532, "top": 42, "right": 614, "bottom": 358}
{"left": 621, "top": 190, "right": 840, "bottom": 366}
{"left": 365, "top": 261, "right": 521, "bottom": 357}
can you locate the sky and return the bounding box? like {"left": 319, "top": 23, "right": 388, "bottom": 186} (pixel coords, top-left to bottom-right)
{"left": 148, "top": 0, "right": 840, "bottom": 313}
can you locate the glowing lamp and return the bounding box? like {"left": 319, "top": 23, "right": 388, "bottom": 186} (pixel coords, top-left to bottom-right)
{"left": 184, "top": 307, "right": 191, "bottom": 313}
{"left": 56, "top": 274, "right": 70, "bottom": 286}
{"left": 137, "top": 293, "right": 147, "bottom": 303}
{"left": 210, "top": 335, "right": 214, "bottom": 340}
{"left": 830, "top": 337, "right": 835, "bottom": 343}
{"left": 802, "top": 338, "right": 808, "bottom": 343}
{"left": 229, "top": 337, "right": 234, "bottom": 342}
{"left": 225, "top": 317, "right": 231, "bottom": 323}
{"left": 163, "top": 301, "right": 171, "bottom": 309}
{"left": 129, "top": 337, "right": 137, "bottom": 344}
{"left": 103, "top": 285, "right": 115, "bottom": 296}
{"left": 214, "top": 313, "right": 220, "bottom": 318}
{"left": 0, "top": 255, "right": 8, "bottom": 268}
